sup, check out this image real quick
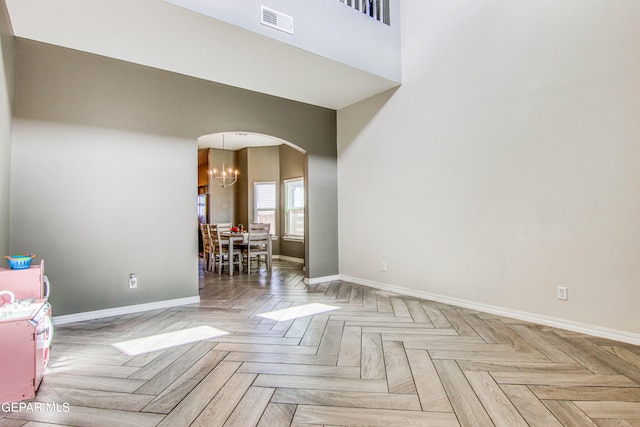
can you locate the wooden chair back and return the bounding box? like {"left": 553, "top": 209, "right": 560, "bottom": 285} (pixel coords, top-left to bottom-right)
{"left": 214, "top": 222, "right": 232, "bottom": 233}
{"left": 210, "top": 223, "right": 242, "bottom": 273}
{"left": 200, "top": 223, "right": 210, "bottom": 261}
{"left": 248, "top": 223, "right": 270, "bottom": 247}
{"left": 245, "top": 223, "right": 271, "bottom": 273}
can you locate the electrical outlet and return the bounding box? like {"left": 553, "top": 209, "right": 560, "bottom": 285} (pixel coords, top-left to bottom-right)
{"left": 381, "top": 262, "right": 387, "bottom": 272}
{"left": 129, "top": 274, "right": 137, "bottom": 289}
{"left": 557, "top": 286, "right": 568, "bottom": 301}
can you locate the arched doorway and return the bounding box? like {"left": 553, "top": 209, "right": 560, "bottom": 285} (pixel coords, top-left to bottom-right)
{"left": 197, "top": 132, "right": 307, "bottom": 266}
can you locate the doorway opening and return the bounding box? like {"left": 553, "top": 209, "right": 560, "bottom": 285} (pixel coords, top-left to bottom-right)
{"left": 197, "top": 131, "right": 307, "bottom": 272}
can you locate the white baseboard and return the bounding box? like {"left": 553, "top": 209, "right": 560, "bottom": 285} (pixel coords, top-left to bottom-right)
{"left": 304, "top": 275, "right": 340, "bottom": 285}
{"left": 339, "top": 275, "right": 640, "bottom": 346}
{"left": 53, "top": 296, "right": 201, "bottom": 326}
{"left": 273, "top": 255, "right": 305, "bottom": 264}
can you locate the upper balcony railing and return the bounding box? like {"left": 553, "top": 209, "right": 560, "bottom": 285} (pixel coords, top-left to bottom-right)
{"left": 160, "top": 0, "right": 400, "bottom": 84}
{"left": 339, "top": 0, "right": 390, "bottom": 25}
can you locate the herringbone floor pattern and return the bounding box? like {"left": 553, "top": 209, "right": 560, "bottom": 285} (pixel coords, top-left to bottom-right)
{"left": 2, "top": 260, "right": 640, "bottom": 426}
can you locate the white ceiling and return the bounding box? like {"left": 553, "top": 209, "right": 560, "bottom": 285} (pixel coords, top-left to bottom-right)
{"left": 198, "top": 132, "right": 298, "bottom": 152}
{"left": 5, "top": 0, "right": 399, "bottom": 111}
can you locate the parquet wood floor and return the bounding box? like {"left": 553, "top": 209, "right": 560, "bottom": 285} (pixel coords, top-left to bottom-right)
{"left": 2, "top": 260, "right": 640, "bottom": 426}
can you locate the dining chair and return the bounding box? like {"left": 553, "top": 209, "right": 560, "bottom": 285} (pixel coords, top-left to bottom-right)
{"left": 211, "top": 223, "right": 243, "bottom": 274}
{"left": 243, "top": 223, "right": 272, "bottom": 273}
{"left": 199, "top": 223, "right": 213, "bottom": 271}
{"left": 214, "top": 222, "right": 232, "bottom": 233}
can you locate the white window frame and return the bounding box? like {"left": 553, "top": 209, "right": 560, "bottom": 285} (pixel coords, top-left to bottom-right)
{"left": 284, "top": 177, "right": 304, "bottom": 241}
{"left": 254, "top": 181, "right": 276, "bottom": 237}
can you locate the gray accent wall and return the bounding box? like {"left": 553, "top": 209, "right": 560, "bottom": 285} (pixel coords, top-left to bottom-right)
{"left": 0, "top": 0, "right": 13, "bottom": 258}
{"left": 10, "top": 120, "right": 198, "bottom": 315}
{"left": 235, "top": 148, "right": 249, "bottom": 229}
{"left": 306, "top": 154, "right": 338, "bottom": 279}
{"left": 246, "top": 146, "right": 281, "bottom": 255}
{"left": 208, "top": 148, "right": 238, "bottom": 224}
{"left": 11, "top": 39, "right": 338, "bottom": 315}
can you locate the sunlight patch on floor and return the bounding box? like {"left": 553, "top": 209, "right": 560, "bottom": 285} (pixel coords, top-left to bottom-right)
{"left": 257, "top": 303, "right": 340, "bottom": 322}
{"left": 112, "top": 325, "right": 229, "bottom": 356}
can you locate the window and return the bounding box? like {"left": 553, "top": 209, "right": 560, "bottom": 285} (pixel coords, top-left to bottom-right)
{"left": 285, "top": 178, "right": 304, "bottom": 239}
{"left": 254, "top": 181, "right": 276, "bottom": 235}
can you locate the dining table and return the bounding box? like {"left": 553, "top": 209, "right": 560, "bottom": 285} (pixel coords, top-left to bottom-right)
{"left": 219, "top": 231, "right": 248, "bottom": 276}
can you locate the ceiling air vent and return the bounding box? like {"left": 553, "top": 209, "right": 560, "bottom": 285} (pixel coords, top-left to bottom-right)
{"left": 260, "top": 6, "right": 293, "bottom": 34}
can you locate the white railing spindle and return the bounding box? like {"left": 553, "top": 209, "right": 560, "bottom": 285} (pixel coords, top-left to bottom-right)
{"left": 339, "top": 0, "right": 390, "bottom": 25}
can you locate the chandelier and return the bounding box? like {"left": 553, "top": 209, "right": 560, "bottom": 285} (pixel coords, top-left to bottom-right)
{"left": 209, "top": 134, "right": 238, "bottom": 188}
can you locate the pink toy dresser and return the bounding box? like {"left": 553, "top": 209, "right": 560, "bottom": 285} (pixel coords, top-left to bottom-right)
{"left": 0, "top": 259, "right": 53, "bottom": 403}
{"left": 0, "top": 260, "right": 49, "bottom": 299}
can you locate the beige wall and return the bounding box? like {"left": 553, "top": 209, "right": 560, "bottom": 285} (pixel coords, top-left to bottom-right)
{"left": 338, "top": 0, "right": 640, "bottom": 336}
{"left": 208, "top": 148, "right": 238, "bottom": 225}
{"left": 162, "top": 0, "right": 401, "bottom": 83}
{"left": 236, "top": 148, "right": 249, "bottom": 229}
{"left": 5, "top": 0, "right": 400, "bottom": 110}
{"left": 0, "top": 0, "right": 13, "bottom": 258}
{"left": 245, "top": 146, "right": 281, "bottom": 254}
{"left": 11, "top": 39, "right": 337, "bottom": 315}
